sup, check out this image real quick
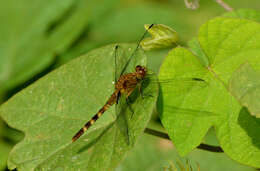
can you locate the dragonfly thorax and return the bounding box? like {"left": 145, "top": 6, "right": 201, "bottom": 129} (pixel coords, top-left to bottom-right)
{"left": 135, "top": 65, "right": 147, "bottom": 80}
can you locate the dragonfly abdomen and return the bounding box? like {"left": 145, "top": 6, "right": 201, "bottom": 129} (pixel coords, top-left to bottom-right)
{"left": 72, "top": 90, "right": 119, "bottom": 142}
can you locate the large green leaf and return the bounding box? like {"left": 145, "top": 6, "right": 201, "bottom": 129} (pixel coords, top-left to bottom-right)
{"left": 158, "top": 47, "right": 218, "bottom": 156}
{"left": 0, "top": 0, "right": 90, "bottom": 94}
{"left": 158, "top": 17, "right": 260, "bottom": 167}
{"left": 0, "top": 44, "right": 158, "bottom": 170}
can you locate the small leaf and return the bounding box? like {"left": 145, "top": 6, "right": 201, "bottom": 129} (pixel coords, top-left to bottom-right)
{"left": 229, "top": 63, "right": 260, "bottom": 118}
{"left": 0, "top": 44, "right": 158, "bottom": 170}
{"left": 141, "top": 24, "right": 178, "bottom": 51}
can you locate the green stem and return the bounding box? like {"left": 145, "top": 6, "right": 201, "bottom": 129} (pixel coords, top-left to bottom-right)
{"left": 144, "top": 128, "right": 224, "bottom": 153}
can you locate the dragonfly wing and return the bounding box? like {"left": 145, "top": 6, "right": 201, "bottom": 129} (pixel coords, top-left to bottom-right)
{"left": 119, "top": 24, "right": 154, "bottom": 77}
{"left": 113, "top": 41, "right": 152, "bottom": 145}
{"left": 145, "top": 75, "right": 208, "bottom": 94}
{"left": 114, "top": 45, "right": 128, "bottom": 82}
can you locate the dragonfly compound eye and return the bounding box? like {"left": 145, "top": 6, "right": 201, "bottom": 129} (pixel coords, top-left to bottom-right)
{"left": 135, "top": 65, "right": 142, "bottom": 72}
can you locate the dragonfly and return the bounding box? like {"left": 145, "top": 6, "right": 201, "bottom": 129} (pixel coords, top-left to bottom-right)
{"left": 72, "top": 24, "right": 155, "bottom": 142}
{"left": 71, "top": 24, "right": 208, "bottom": 142}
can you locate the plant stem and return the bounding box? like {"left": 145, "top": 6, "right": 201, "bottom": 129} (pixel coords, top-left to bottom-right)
{"left": 215, "top": 0, "right": 233, "bottom": 11}
{"left": 144, "top": 128, "right": 224, "bottom": 153}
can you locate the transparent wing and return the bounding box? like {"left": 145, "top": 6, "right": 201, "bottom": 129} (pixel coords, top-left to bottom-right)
{"left": 119, "top": 24, "right": 154, "bottom": 76}
{"left": 112, "top": 24, "right": 155, "bottom": 145}
{"left": 145, "top": 74, "right": 208, "bottom": 94}
{"left": 114, "top": 45, "right": 127, "bottom": 83}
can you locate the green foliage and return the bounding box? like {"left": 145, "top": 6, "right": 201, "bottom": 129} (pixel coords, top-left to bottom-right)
{"left": 0, "top": 44, "right": 158, "bottom": 170}
{"left": 0, "top": 0, "right": 84, "bottom": 94}
{"left": 0, "top": 0, "right": 118, "bottom": 95}
{"left": 158, "top": 17, "right": 260, "bottom": 167}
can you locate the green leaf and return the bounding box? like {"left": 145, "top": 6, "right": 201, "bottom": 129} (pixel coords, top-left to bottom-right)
{"left": 159, "top": 17, "right": 260, "bottom": 167}
{"left": 141, "top": 24, "right": 178, "bottom": 51}
{"left": 0, "top": 0, "right": 90, "bottom": 93}
{"left": 158, "top": 47, "right": 218, "bottom": 156}
{"left": 229, "top": 63, "right": 260, "bottom": 118}
{"left": 0, "top": 43, "right": 158, "bottom": 170}
{"left": 222, "top": 9, "right": 260, "bottom": 23}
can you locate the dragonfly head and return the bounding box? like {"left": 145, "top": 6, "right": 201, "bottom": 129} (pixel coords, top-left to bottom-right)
{"left": 135, "top": 65, "right": 147, "bottom": 80}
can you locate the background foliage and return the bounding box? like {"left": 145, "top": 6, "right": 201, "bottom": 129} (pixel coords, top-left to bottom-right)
{"left": 0, "top": 0, "right": 260, "bottom": 170}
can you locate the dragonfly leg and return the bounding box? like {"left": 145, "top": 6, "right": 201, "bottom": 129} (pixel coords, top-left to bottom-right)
{"left": 116, "top": 91, "right": 121, "bottom": 104}
{"left": 141, "top": 92, "right": 155, "bottom": 99}
{"left": 126, "top": 97, "right": 134, "bottom": 118}
{"left": 138, "top": 82, "right": 144, "bottom": 99}
{"left": 138, "top": 81, "right": 154, "bottom": 99}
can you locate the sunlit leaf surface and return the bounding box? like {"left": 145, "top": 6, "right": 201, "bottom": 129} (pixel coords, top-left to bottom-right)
{"left": 159, "top": 17, "right": 260, "bottom": 167}
{"left": 229, "top": 63, "right": 260, "bottom": 118}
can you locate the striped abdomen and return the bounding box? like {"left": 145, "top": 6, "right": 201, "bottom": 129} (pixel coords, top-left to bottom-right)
{"left": 72, "top": 90, "right": 119, "bottom": 142}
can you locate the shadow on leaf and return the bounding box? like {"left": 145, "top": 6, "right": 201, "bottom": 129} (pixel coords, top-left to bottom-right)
{"left": 238, "top": 107, "right": 260, "bottom": 150}
{"left": 77, "top": 122, "right": 114, "bottom": 154}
